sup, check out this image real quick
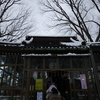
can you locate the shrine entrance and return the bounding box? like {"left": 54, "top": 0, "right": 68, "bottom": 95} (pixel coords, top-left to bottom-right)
{"left": 0, "top": 55, "right": 99, "bottom": 100}
{"left": 24, "top": 69, "right": 98, "bottom": 100}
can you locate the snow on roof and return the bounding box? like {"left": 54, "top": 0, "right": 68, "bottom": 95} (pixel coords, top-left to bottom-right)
{"left": 0, "top": 41, "right": 21, "bottom": 44}
{"left": 60, "top": 42, "right": 81, "bottom": 46}
{"left": 88, "top": 42, "right": 100, "bottom": 46}
{"left": 60, "top": 38, "right": 100, "bottom": 47}
{"left": 60, "top": 37, "right": 82, "bottom": 46}
{"left": 26, "top": 35, "right": 77, "bottom": 38}
{"left": 0, "top": 36, "right": 100, "bottom": 48}
{"left": 22, "top": 53, "right": 90, "bottom": 57}
{"left": 23, "top": 37, "right": 33, "bottom": 44}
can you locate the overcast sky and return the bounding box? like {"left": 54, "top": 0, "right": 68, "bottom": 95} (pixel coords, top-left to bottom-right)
{"left": 19, "top": 0, "right": 99, "bottom": 42}
{"left": 22, "top": 0, "right": 72, "bottom": 37}
{"left": 21, "top": 0, "right": 54, "bottom": 36}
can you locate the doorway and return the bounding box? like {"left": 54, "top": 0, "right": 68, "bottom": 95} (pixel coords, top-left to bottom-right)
{"left": 23, "top": 69, "right": 98, "bottom": 100}
{"left": 46, "top": 70, "right": 70, "bottom": 95}
{"left": 45, "top": 70, "right": 92, "bottom": 100}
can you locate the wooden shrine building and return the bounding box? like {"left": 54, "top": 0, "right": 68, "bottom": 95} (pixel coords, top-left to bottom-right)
{"left": 0, "top": 36, "right": 100, "bottom": 100}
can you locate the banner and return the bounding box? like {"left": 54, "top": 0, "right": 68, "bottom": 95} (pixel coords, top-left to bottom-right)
{"left": 35, "top": 79, "right": 43, "bottom": 90}
{"left": 80, "top": 74, "right": 87, "bottom": 89}
{"left": 37, "top": 92, "right": 43, "bottom": 100}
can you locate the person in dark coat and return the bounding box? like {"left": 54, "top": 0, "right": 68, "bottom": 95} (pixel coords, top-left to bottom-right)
{"left": 46, "top": 82, "right": 60, "bottom": 95}
{"left": 64, "top": 90, "right": 71, "bottom": 100}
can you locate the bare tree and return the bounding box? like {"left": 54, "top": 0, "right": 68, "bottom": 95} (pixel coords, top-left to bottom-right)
{"left": 91, "top": 0, "right": 100, "bottom": 13}
{"left": 0, "top": 0, "right": 33, "bottom": 42}
{"left": 91, "top": 0, "right": 100, "bottom": 41}
{"left": 40, "top": 0, "right": 100, "bottom": 42}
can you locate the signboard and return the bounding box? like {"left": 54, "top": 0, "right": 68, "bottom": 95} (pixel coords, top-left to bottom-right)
{"left": 80, "top": 74, "right": 87, "bottom": 89}
{"left": 35, "top": 79, "right": 43, "bottom": 90}
{"left": 37, "top": 92, "right": 43, "bottom": 100}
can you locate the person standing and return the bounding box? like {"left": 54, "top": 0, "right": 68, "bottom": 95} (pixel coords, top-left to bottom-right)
{"left": 46, "top": 82, "right": 60, "bottom": 95}
{"left": 64, "top": 90, "right": 71, "bottom": 100}
{"left": 48, "top": 88, "right": 65, "bottom": 100}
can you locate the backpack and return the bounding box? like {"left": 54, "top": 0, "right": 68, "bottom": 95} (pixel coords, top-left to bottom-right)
{"left": 46, "top": 92, "right": 52, "bottom": 100}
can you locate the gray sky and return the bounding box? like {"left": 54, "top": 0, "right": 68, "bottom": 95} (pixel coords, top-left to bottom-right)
{"left": 1, "top": 0, "right": 99, "bottom": 42}
{"left": 22, "top": 0, "right": 51, "bottom": 36}
{"left": 22, "top": 0, "right": 70, "bottom": 36}
{"left": 21, "top": 0, "right": 99, "bottom": 42}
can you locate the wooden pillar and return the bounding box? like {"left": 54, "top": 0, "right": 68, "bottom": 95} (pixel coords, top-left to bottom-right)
{"left": 89, "top": 49, "right": 100, "bottom": 99}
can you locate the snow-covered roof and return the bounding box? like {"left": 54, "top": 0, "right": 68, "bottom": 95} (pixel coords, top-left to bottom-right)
{"left": 26, "top": 35, "right": 77, "bottom": 38}
{"left": 22, "top": 53, "right": 91, "bottom": 57}
{"left": 0, "top": 36, "right": 100, "bottom": 54}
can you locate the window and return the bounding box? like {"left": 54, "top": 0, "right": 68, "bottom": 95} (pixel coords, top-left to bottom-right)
{"left": 58, "top": 57, "right": 70, "bottom": 68}
{"left": 72, "top": 57, "right": 84, "bottom": 68}
{"left": 30, "top": 57, "right": 43, "bottom": 69}
{"left": 45, "top": 57, "right": 56, "bottom": 69}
